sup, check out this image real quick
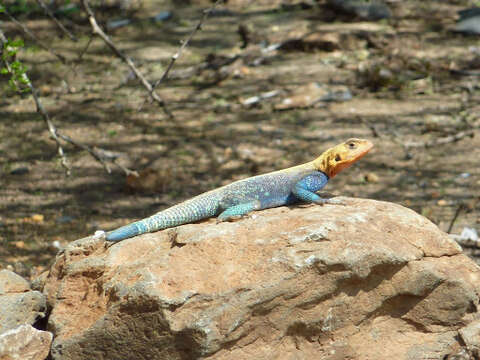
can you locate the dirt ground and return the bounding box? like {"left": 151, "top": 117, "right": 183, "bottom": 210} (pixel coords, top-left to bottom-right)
{"left": 0, "top": 0, "right": 479, "bottom": 279}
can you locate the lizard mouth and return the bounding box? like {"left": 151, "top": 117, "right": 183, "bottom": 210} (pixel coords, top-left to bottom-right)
{"left": 328, "top": 140, "right": 373, "bottom": 178}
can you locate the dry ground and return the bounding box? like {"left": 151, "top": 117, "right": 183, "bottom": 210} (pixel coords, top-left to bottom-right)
{"left": 0, "top": 0, "right": 479, "bottom": 279}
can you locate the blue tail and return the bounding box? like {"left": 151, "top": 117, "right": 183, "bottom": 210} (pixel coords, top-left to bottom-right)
{"left": 106, "top": 222, "right": 145, "bottom": 242}
{"left": 105, "top": 192, "right": 221, "bottom": 242}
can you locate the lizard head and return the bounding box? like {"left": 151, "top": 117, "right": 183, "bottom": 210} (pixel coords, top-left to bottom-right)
{"left": 313, "top": 138, "right": 373, "bottom": 178}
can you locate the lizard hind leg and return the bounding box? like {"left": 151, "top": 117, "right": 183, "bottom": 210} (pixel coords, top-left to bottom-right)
{"left": 217, "top": 200, "right": 261, "bottom": 222}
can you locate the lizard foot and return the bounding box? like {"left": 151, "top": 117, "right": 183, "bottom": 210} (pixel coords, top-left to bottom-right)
{"left": 314, "top": 198, "right": 346, "bottom": 206}
{"left": 216, "top": 215, "right": 244, "bottom": 223}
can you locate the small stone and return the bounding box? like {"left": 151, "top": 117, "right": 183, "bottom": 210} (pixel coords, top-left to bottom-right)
{"left": 10, "top": 167, "right": 29, "bottom": 175}
{"left": 365, "top": 172, "right": 379, "bottom": 183}
{"left": 14, "top": 241, "right": 25, "bottom": 249}
{"left": 437, "top": 199, "right": 448, "bottom": 206}
{"left": 51, "top": 241, "right": 62, "bottom": 250}
{"left": 429, "top": 191, "right": 441, "bottom": 199}
{"left": 39, "top": 85, "right": 52, "bottom": 95}
{"left": 55, "top": 215, "right": 75, "bottom": 224}
{"left": 31, "top": 214, "right": 44, "bottom": 223}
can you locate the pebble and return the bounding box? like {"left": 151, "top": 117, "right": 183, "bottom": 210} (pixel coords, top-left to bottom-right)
{"left": 10, "top": 167, "right": 29, "bottom": 175}
{"left": 365, "top": 172, "right": 379, "bottom": 183}
{"left": 437, "top": 199, "right": 448, "bottom": 206}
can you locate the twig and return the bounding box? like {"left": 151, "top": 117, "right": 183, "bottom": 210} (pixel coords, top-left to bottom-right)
{"left": 3, "top": 8, "right": 67, "bottom": 64}
{"left": 447, "top": 204, "right": 466, "bottom": 234}
{"left": 139, "top": 0, "right": 226, "bottom": 110}
{"left": 404, "top": 130, "right": 475, "bottom": 148}
{"left": 80, "top": 0, "right": 172, "bottom": 118}
{"left": 30, "top": 85, "right": 72, "bottom": 174}
{"left": 77, "top": 35, "right": 94, "bottom": 62}
{"left": 35, "top": 0, "right": 78, "bottom": 41}
{"left": 55, "top": 134, "right": 139, "bottom": 175}
{"left": 0, "top": 30, "right": 70, "bottom": 174}
{"left": 57, "top": 133, "right": 112, "bottom": 173}
{"left": 0, "top": 29, "right": 134, "bottom": 176}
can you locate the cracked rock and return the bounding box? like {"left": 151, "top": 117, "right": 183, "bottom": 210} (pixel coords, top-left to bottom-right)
{"left": 43, "top": 198, "right": 480, "bottom": 360}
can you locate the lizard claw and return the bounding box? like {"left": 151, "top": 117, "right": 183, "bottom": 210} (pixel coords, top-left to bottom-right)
{"left": 216, "top": 215, "right": 243, "bottom": 223}
{"left": 324, "top": 198, "right": 347, "bottom": 206}
{"left": 314, "top": 198, "right": 346, "bottom": 206}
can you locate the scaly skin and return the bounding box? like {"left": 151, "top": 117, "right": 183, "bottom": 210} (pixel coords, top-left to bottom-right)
{"left": 106, "top": 138, "right": 373, "bottom": 242}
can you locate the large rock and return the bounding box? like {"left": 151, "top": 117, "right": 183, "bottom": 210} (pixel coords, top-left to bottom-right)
{"left": 0, "top": 270, "right": 47, "bottom": 334}
{"left": 43, "top": 198, "right": 480, "bottom": 360}
{"left": 0, "top": 324, "right": 52, "bottom": 360}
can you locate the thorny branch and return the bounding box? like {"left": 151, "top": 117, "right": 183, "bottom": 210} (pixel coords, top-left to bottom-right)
{"left": 0, "top": 30, "right": 70, "bottom": 174}
{"left": 0, "top": 29, "right": 135, "bottom": 176}
{"left": 35, "top": 0, "right": 78, "bottom": 42}
{"left": 139, "top": 0, "right": 226, "bottom": 110}
{"left": 80, "top": 0, "right": 172, "bottom": 118}
{"left": 2, "top": 8, "right": 67, "bottom": 64}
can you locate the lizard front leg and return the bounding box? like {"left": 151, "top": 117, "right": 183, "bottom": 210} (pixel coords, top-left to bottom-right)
{"left": 292, "top": 174, "right": 344, "bottom": 205}
{"left": 292, "top": 186, "right": 341, "bottom": 205}
{"left": 217, "top": 200, "right": 262, "bottom": 222}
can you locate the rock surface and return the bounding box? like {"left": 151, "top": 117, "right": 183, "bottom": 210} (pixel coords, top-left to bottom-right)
{"left": 0, "top": 269, "right": 30, "bottom": 294}
{"left": 0, "top": 270, "right": 47, "bottom": 334}
{"left": 0, "top": 324, "right": 53, "bottom": 360}
{"left": 43, "top": 198, "right": 480, "bottom": 360}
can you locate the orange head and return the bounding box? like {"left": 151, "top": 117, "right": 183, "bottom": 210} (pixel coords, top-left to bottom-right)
{"left": 312, "top": 138, "right": 373, "bottom": 178}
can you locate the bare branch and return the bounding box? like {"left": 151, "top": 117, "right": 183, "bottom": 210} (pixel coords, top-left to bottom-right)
{"left": 80, "top": 0, "right": 172, "bottom": 118}
{"left": 139, "top": 0, "right": 226, "bottom": 110}
{"left": 3, "top": 8, "right": 68, "bottom": 64}
{"left": 35, "top": 0, "right": 78, "bottom": 42}
{"left": 447, "top": 204, "right": 466, "bottom": 234}
{"left": 0, "top": 29, "right": 136, "bottom": 176}
{"left": 30, "top": 85, "right": 71, "bottom": 175}
{"left": 154, "top": 0, "right": 226, "bottom": 90}
{"left": 0, "top": 30, "right": 71, "bottom": 174}
{"left": 77, "top": 35, "right": 94, "bottom": 62}
{"left": 0, "top": 31, "right": 69, "bottom": 173}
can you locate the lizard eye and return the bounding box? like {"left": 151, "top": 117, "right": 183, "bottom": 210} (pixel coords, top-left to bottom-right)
{"left": 348, "top": 142, "right": 356, "bottom": 149}
{"left": 335, "top": 154, "right": 341, "bottom": 161}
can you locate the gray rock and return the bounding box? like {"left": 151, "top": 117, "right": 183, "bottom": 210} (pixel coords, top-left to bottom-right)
{"left": 0, "top": 270, "right": 47, "bottom": 334}
{"left": 0, "top": 324, "right": 52, "bottom": 360}
{"left": 455, "top": 8, "right": 480, "bottom": 35}
{"left": 0, "top": 292, "right": 47, "bottom": 333}
{"left": 459, "top": 319, "right": 480, "bottom": 352}
{"left": 0, "top": 269, "right": 30, "bottom": 294}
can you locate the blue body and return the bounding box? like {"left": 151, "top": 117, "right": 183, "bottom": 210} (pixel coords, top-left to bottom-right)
{"left": 106, "top": 167, "right": 329, "bottom": 242}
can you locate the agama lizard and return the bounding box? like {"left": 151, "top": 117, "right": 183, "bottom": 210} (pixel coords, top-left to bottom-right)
{"left": 106, "top": 138, "right": 373, "bottom": 242}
